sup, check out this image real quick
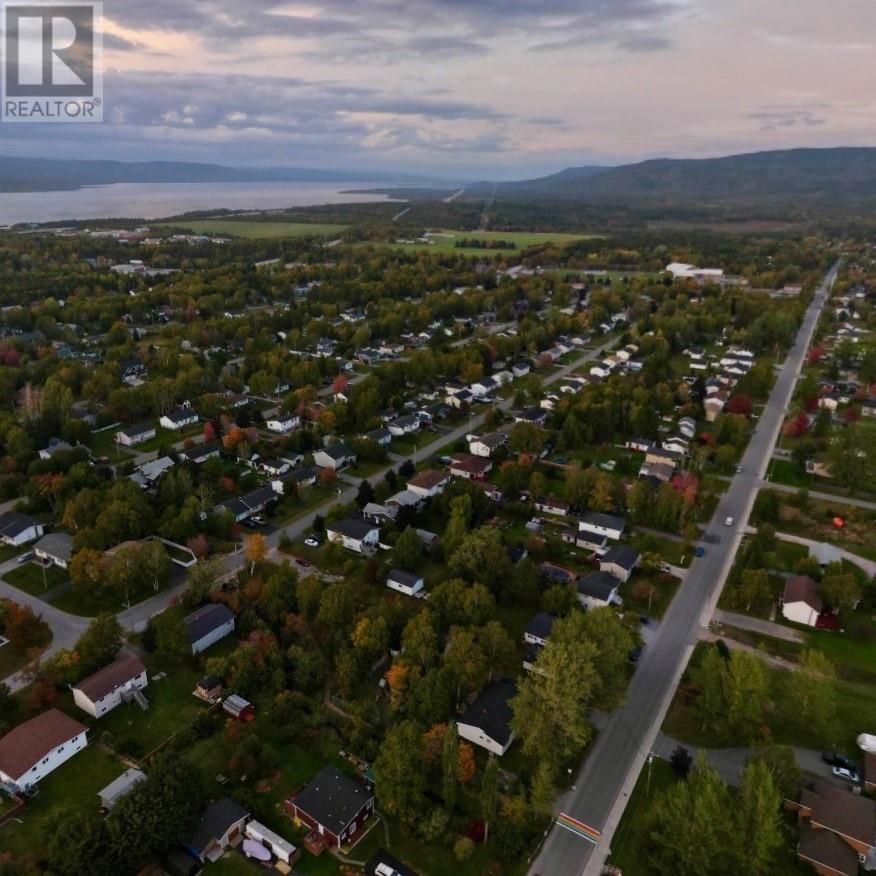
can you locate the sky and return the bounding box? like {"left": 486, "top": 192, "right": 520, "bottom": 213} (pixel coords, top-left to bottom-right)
{"left": 1, "top": 0, "right": 875, "bottom": 179}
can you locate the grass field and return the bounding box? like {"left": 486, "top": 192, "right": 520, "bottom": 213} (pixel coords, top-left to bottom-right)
{"left": 160, "top": 219, "right": 349, "bottom": 239}
{"left": 363, "top": 229, "right": 597, "bottom": 258}
{"left": 4, "top": 562, "right": 68, "bottom": 597}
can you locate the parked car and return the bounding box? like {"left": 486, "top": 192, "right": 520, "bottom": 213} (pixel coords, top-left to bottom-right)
{"left": 822, "top": 751, "right": 857, "bottom": 771}
{"left": 832, "top": 766, "right": 860, "bottom": 783}
{"left": 304, "top": 533, "right": 325, "bottom": 548}
{"left": 295, "top": 557, "right": 312, "bottom": 568}
{"left": 724, "top": 516, "right": 734, "bottom": 526}
{"left": 16, "top": 551, "right": 34, "bottom": 564}
{"left": 694, "top": 546, "right": 705, "bottom": 558}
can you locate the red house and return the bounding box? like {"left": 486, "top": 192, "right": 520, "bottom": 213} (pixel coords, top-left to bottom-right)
{"left": 449, "top": 454, "right": 493, "bottom": 481}
{"left": 286, "top": 767, "right": 374, "bottom": 851}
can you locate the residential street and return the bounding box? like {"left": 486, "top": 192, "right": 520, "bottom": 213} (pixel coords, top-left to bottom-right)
{"left": 529, "top": 262, "right": 839, "bottom": 876}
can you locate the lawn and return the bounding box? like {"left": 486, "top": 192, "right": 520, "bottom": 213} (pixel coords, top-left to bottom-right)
{"left": 620, "top": 573, "right": 680, "bottom": 619}
{"left": 0, "top": 745, "right": 124, "bottom": 857}
{"left": 271, "top": 485, "right": 337, "bottom": 526}
{"left": 132, "top": 424, "right": 202, "bottom": 454}
{"left": 3, "top": 562, "right": 68, "bottom": 597}
{"left": 159, "top": 220, "right": 350, "bottom": 239}
{"left": 0, "top": 637, "right": 43, "bottom": 677}
{"left": 628, "top": 531, "right": 690, "bottom": 567}
{"left": 362, "top": 229, "right": 596, "bottom": 258}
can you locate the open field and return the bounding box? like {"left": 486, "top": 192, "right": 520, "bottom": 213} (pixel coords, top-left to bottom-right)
{"left": 159, "top": 220, "right": 350, "bottom": 239}
{"left": 361, "top": 229, "right": 598, "bottom": 258}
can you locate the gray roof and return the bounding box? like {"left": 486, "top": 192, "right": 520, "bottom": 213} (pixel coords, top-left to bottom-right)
{"left": 577, "top": 571, "right": 621, "bottom": 601}
{"left": 321, "top": 443, "right": 352, "bottom": 460}
{"left": 0, "top": 512, "right": 39, "bottom": 540}
{"left": 458, "top": 679, "right": 516, "bottom": 747}
{"left": 525, "top": 613, "right": 555, "bottom": 641}
{"left": 34, "top": 531, "right": 73, "bottom": 562}
{"left": 188, "top": 797, "right": 249, "bottom": 855}
{"left": 329, "top": 518, "right": 378, "bottom": 541}
{"left": 581, "top": 511, "right": 626, "bottom": 532}
{"left": 601, "top": 545, "right": 640, "bottom": 571}
{"left": 99, "top": 768, "right": 146, "bottom": 808}
{"left": 293, "top": 767, "right": 373, "bottom": 834}
{"left": 388, "top": 569, "right": 422, "bottom": 588}
{"left": 184, "top": 603, "right": 235, "bottom": 645}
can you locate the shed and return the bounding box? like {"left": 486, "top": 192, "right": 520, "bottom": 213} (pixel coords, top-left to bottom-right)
{"left": 245, "top": 819, "right": 299, "bottom": 865}
{"left": 222, "top": 694, "right": 255, "bottom": 722}
{"left": 99, "top": 767, "right": 147, "bottom": 809}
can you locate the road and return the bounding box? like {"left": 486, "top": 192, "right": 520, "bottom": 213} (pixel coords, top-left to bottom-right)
{"left": 530, "top": 261, "right": 839, "bottom": 876}
{"left": 0, "top": 335, "right": 623, "bottom": 687}
{"left": 711, "top": 608, "right": 803, "bottom": 643}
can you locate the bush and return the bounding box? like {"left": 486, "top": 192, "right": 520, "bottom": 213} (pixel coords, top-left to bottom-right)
{"left": 454, "top": 836, "right": 475, "bottom": 862}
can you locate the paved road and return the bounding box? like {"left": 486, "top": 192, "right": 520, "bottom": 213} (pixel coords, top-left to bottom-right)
{"left": 711, "top": 608, "right": 803, "bottom": 643}
{"left": 530, "top": 262, "right": 840, "bottom": 876}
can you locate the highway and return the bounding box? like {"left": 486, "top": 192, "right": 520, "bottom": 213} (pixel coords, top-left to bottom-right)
{"left": 529, "top": 260, "right": 839, "bottom": 876}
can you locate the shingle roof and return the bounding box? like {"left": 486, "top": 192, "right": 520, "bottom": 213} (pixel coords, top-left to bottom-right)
{"left": 329, "top": 518, "right": 378, "bottom": 541}
{"left": 184, "top": 603, "right": 235, "bottom": 645}
{"left": 783, "top": 575, "right": 822, "bottom": 613}
{"left": 0, "top": 512, "right": 39, "bottom": 540}
{"left": 0, "top": 709, "right": 87, "bottom": 781}
{"left": 293, "top": 766, "right": 373, "bottom": 834}
{"left": 525, "top": 613, "right": 555, "bottom": 641}
{"left": 804, "top": 779, "right": 876, "bottom": 845}
{"left": 581, "top": 511, "right": 626, "bottom": 532}
{"left": 388, "top": 569, "right": 422, "bottom": 589}
{"left": 407, "top": 469, "right": 448, "bottom": 489}
{"left": 188, "top": 797, "right": 249, "bottom": 855}
{"left": 73, "top": 653, "right": 146, "bottom": 703}
{"left": 458, "top": 679, "right": 516, "bottom": 747}
{"left": 577, "top": 571, "right": 621, "bottom": 601}
{"left": 601, "top": 545, "right": 640, "bottom": 571}
{"left": 34, "top": 531, "right": 73, "bottom": 562}
{"left": 797, "top": 824, "right": 858, "bottom": 876}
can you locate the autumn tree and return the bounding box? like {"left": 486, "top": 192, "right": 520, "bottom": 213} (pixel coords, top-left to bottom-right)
{"left": 245, "top": 532, "right": 267, "bottom": 574}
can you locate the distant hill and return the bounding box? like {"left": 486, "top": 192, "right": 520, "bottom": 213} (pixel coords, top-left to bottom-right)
{"left": 0, "top": 156, "right": 439, "bottom": 193}
{"left": 472, "top": 148, "right": 876, "bottom": 213}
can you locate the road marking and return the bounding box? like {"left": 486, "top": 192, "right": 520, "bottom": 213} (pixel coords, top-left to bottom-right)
{"left": 556, "top": 813, "right": 601, "bottom": 844}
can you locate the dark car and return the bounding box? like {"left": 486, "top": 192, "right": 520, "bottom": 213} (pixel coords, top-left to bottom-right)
{"left": 694, "top": 546, "right": 706, "bottom": 557}
{"left": 822, "top": 751, "right": 857, "bottom": 771}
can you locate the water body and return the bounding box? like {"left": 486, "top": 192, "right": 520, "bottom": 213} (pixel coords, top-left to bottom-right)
{"left": 0, "top": 181, "right": 399, "bottom": 226}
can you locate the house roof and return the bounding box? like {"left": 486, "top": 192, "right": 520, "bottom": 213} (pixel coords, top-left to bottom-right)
{"left": 99, "top": 767, "right": 146, "bottom": 807}
{"left": 188, "top": 797, "right": 250, "bottom": 855}
{"left": 321, "top": 443, "right": 352, "bottom": 460}
{"left": 472, "top": 432, "right": 506, "bottom": 449}
{"left": 164, "top": 407, "right": 197, "bottom": 423}
{"left": 407, "top": 469, "right": 448, "bottom": 490}
{"left": 293, "top": 766, "right": 373, "bottom": 834}
{"left": 797, "top": 824, "right": 858, "bottom": 876}
{"left": 118, "top": 422, "right": 155, "bottom": 437}
{"left": 783, "top": 575, "right": 822, "bottom": 613}
{"left": 0, "top": 512, "right": 39, "bottom": 540}
{"left": 458, "top": 678, "right": 516, "bottom": 747}
{"left": 601, "top": 545, "right": 640, "bottom": 571}
{"left": 0, "top": 709, "right": 87, "bottom": 781}
{"left": 525, "top": 613, "right": 555, "bottom": 641}
{"left": 577, "top": 571, "right": 621, "bottom": 601}
{"left": 73, "top": 652, "right": 146, "bottom": 703}
{"left": 180, "top": 441, "right": 220, "bottom": 461}
{"left": 581, "top": 511, "right": 626, "bottom": 532}
{"left": 34, "top": 531, "right": 73, "bottom": 562}
{"left": 184, "top": 603, "right": 235, "bottom": 645}
{"left": 388, "top": 569, "right": 422, "bottom": 588}
{"left": 803, "top": 779, "right": 876, "bottom": 845}
{"left": 450, "top": 454, "right": 492, "bottom": 475}
{"left": 329, "top": 518, "right": 378, "bottom": 541}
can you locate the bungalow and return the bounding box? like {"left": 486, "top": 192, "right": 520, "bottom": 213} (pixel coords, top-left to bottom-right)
{"left": 0, "top": 511, "right": 44, "bottom": 547}
{"left": 457, "top": 678, "right": 517, "bottom": 757}
{"left": 386, "top": 569, "right": 425, "bottom": 598}
{"left": 449, "top": 454, "right": 492, "bottom": 481}
{"left": 471, "top": 377, "right": 498, "bottom": 398}
{"left": 469, "top": 431, "right": 507, "bottom": 458}
{"left": 514, "top": 407, "right": 549, "bottom": 427}
{"left": 388, "top": 414, "right": 420, "bottom": 437}
{"left": 534, "top": 497, "right": 570, "bottom": 517}
{"left": 34, "top": 531, "right": 74, "bottom": 569}
{"left": 599, "top": 545, "right": 640, "bottom": 583}
{"left": 646, "top": 445, "right": 682, "bottom": 467}
{"left": 180, "top": 441, "right": 221, "bottom": 464}
{"left": 446, "top": 388, "right": 473, "bottom": 410}
{"left": 781, "top": 575, "right": 822, "bottom": 627}
{"left": 580, "top": 511, "right": 626, "bottom": 542}
{"left": 313, "top": 443, "right": 356, "bottom": 470}
{"left": 287, "top": 767, "right": 375, "bottom": 850}
{"left": 72, "top": 652, "right": 148, "bottom": 718}
{"left": 132, "top": 456, "right": 175, "bottom": 487}
{"left": 258, "top": 458, "right": 290, "bottom": 477}
{"left": 327, "top": 519, "right": 380, "bottom": 554}
{"left": 217, "top": 485, "right": 277, "bottom": 523}
{"left": 185, "top": 603, "right": 236, "bottom": 655}
{"left": 387, "top": 489, "right": 425, "bottom": 510}
{"left": 362, "top": 503, "right": 398, "bottom": 524}
{"left": 116, "top": 422, "right": 156, "bottom": 447}
{"left": 160, "top": 407, "right": 199, "bottom": 431}
{"left": 704, "top": 396, "right": 726, "bottom": 422}
{"left": 577, "top": 570, "right": 622, "bottom": 610}
{"left": 662, "top": 436, "right": 689, "bottom": 455}
{"left": 512, "top": 362, "right": 531, "bottom": 378}
{"left": 639, "top": 461, "right": 674, "bottom": 484}
{"left": 407, "top": 468, "right": 450, "bottom": 498}
{"left": 187, "top": 797, "right": 250, "bottom": 863}
{"left": 0, "top": 709, "right": 88, "bottom": 789}
{"left": 788, "top": 779, "right": 875, "bottom": 876}
{"left": 365, "top": 426, "right": 392, "bottom": 447}
{"left": 38, "top": 438, "right": 75, "bottom": 460}
{"left": 523, "top": 612, "right": 555, "bottom": 672}
{"left": 266, "top": 414, "right": 300, "bottom": 434}
{"left": 99, "top": 768, "right": 147, "bottom": 810}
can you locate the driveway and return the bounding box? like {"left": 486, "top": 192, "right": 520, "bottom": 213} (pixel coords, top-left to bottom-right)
{"left": 712, "top": 608, "right": 803, "bottom": 643}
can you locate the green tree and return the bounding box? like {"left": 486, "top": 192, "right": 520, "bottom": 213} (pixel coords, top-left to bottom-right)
{"left": 690, "top": 645, "right": 728, "bottom": 736}
{"left": 481, "top": 754, "right": 500, "bottom": 838}
{"left": 75, "top": 613, "right": 122, "bottom": 675}
{"left": 820, "top": 568, "right": 861, "bottom": 614}
{"left": 749, "top": 741, "right": 801, "bottom": 800}
{"left": 442, "top": 721, "right": 460, "bottom": 813}
{"left": 734, "top": 759, "right": 783, "bottom": 875}
{"left": 401, "top": 609, "right": 439, "bottom": 671}
{"left": 735, "top": 568, "right": 771, "bottom": 613}
{"left": 45, "top": 808, "right": 117, "bottom": 876}
{"left": 373, "top": 720, "right": 425, "bottom": 822}
{"left": 579, "top": 608, "right": 636, "bottom": 709}
{"left": 784, "top": 649, "right": 837, "bottom": 743}
{"left": 448, "top": 526, "right": 511, "bottom": 591}
{"left": 393, "top": 526, "right": 422, "bottom": 570}
{"left": 152, "top": 605, "right": 190, "bottom": 663}
{"left": 725, "top": 650, "right": 768, "bottom": 741}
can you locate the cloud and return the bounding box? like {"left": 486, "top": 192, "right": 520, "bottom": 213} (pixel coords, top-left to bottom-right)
{"left": 747, "top": 106, "right": 828, "bottom": 130}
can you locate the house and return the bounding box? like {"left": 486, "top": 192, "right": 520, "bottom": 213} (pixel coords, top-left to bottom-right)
{"left": 788, "top": 779, "right": 875, "bottom": 876}
{"left": 34, "top": 531, "right": 74, "bottom": 569}
{"left": 98, "top": 767, "right": 147, "bottom": 810}
{"left": 362, "top": 503, "right": 398, "bottom": 524}
{"left": 160, "top": 407, "right": 199, "bottom": 431}
{"left": 388, "top": 414, "right": 420, "bottom": 437}
{"left": 449, "top": 454, "right": 493, "bottom": 480}
{"left": 195, "top": 675, "right": 224, "bottom": 702}
{"left": 0, "top": 511, "right": 44, "bottom": 547}
{"left": 523, "top": 612, "right": 555, "bottom": 672}
{"left": 313, "top": 443, "right": 356, "bottom": 470}
{"left": 646, "top": 445, "right": 682, "bottom": 468}
{"left": 180, "top": 441, "right": 221, "bottom": 464}
{"left": 512, "top": 361, "right": 531, "bottom": 378}
{"left": 625, "top": 438, "right": 651, "bottom": 453}
{"left": 577, "top": 571, "right": 622, "bottom": 610}
{"left": 407, "top": 468, "right": 450, "bottom": 498}
{"left": 387, "top": 489, "right": 425, "bottom": 511}
{"left": 327, "top": 518, "right": 380, "bottom": 554}
{"left": 469, "top": 431, "right": 508, "bottom": 458}
{"left": 222, "top": 694, "right": 255, "bottom": 722}
{"left": 599, "top": 545, "right": 640, "bottom": 583}
{"left": 258, "top": 458, "right": 290, "bottom": 477}
{"left": 266, "top": 414, "right": 300, "bottom": 434}
{"left": 38, "top": 438, "right": 75, "bottom": 460}
{"left": 115, "top": 422, "right": 156, "bottom": 447}
{"left": 514, "top": 407, "right": 549, "bottom": 427}
{"left": 534, "top": 497, "right": 570, "bottom": 517}
{"left": 187, "top": 797, "right": 250, "bottom": 863}
{"left": 678, "top": 417, "right": 697, "bottom": 438}
{"left": 580, "top": 512, "right": 626, "bottom": 542}
{"left": 662, "top": 436, "right": 689, "bottom": 455}
{"left": 287, "top": 766, "right": 375, "bottom": 850}
{"left": 72, "top": 652, "right": 148, "bottom": 718}
{"left": 386, "top": 569, "right": 425, "bottom": 598}
{"left": 0, "top": 709, "right": 88, "bottom": 789}
{"left": 457, "top": 678, "right": 517, "bottom": 756}
{"left": 365, "top": 426, "right": 392, "bottom": 447}
{"left": 639, "top": 461, "right": 674, "bottom": 484}
{"left": 184, "top": 603, "right": 235, "bottom": 655}
{"left": 704, "top": 396, "right": 726, "bottom": 422}
{"left": 781, "top": 575, "right": 822, "bottom": 627}
{"left": 132, "top": 456, "right": 175, "bottom": 487}
{"left": 217, "top": 485, "right": 277, "bottom": 522}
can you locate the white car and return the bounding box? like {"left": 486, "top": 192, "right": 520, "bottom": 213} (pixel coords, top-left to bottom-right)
{"left": 735, "top": 466, "right": 743, "bottom": 473}
{"left": 832, "top": 766, "right": 859, "bottom": 783}
{"left": 724, "top": 516, "right": 734, "bottom": 527}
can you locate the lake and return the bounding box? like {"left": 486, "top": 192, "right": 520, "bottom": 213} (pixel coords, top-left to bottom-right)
{"left": 0, "top": 181, "right": 399, "bottom": 226}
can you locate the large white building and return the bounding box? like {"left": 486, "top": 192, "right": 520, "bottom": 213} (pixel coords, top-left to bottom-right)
{"left": 0, "top": 709, "right": 88, "bottom": 789}
{"left": 72, "top": 653, "right": 148, "bottom": 718}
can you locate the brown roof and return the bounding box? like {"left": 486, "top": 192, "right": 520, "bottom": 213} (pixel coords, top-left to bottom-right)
{"left": 407, "top": 469, "right": 448, "bottom": 489}
{"left": 798, "top": 823, "right": 859, "bottom": 876}
{"left": 865, "top": 752, "right": 876, "bottom": 789}
{"left": 806, "top": 779, "right": 876, "bottom": 846}
{"left": 73, "top": 652, "right": 146, "bottom": 702}
{"left": 450, "top": 454, "right": 492, "bottom": 474}
{"left": 0, "top": 709, "right": 87, "bottom": 780}
{"left": 783, "top": 575, "right": 822, "bottom": 613}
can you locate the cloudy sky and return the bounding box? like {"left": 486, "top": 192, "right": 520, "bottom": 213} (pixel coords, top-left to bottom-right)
{"left": 2, "top": 0, "right": 874, "bottom": 178}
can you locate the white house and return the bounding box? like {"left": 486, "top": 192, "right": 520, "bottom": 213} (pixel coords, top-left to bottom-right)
{"left": 0, "top": 512, "right": 44, "bottom": 547}
{"left": 407, "top": 469, "right": 450, "bottom": 498}
{"left": 386, "top": 569, "right": 425, "bottom": 597}
{"left": 313, "top": 443, "right": 356, "bottom": 470}
{"left": 327, "top": 518, "right": 380, "bottom": 554}
{"left": 0, "top": 709, "right": 88, "bottom": 789}
{"left": 34, "top": 532, "right": 74, "bottom": 569}
{"left": 72, "top": 653, "right": 148, "bottom": 718}
{"left": 468, "top": 432, "right": 507, "bottom": 458}
{"left": 579, "top": 512, "right": 625, "bottom": 542}
{"left": 456, "top": 679, "right": 517, "bottom": 757}
{"left": 115, "top": 423, "right": 156, "bottom": 447}
{"left": 781, "top": 575, "right": 822, "bottom": 627}
{"left": 599, "top": 545, "right": 640, "bottom": 584}
{"left": 266, "top": 414, "right": 300, "bottom": 434}
{"left": 184, "top": 603, "right": 236, "bottom": 655}
{"left": 577, "top": 571, "right": 621, "bottom": 610}
{"left": 534, "top": 497, "right": 570, "bottom": 517}
{"left": 160, "top": 407, "right": 199, "bottom": 431}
